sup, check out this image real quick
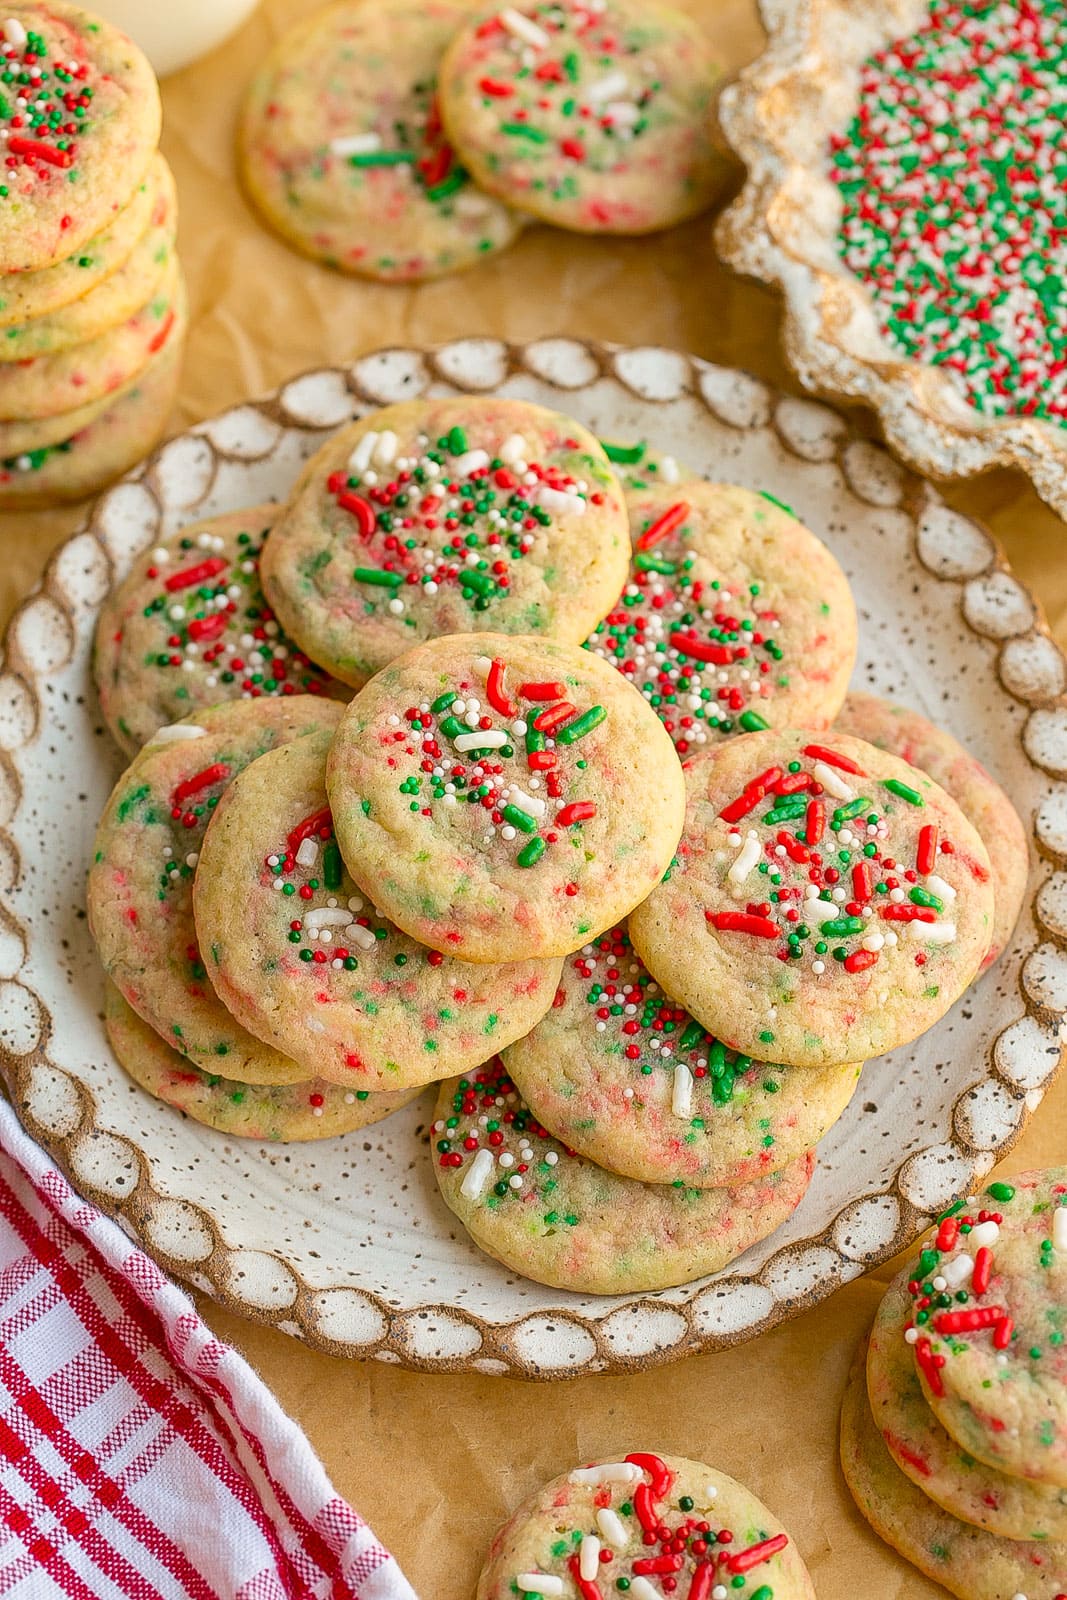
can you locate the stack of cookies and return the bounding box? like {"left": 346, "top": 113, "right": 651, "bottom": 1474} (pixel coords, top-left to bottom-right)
{"left": 842, "top": 1169, "right": 1067, "bottom": 1600}
{"left": 238, "top": 0, "right": 726, "bottom": 283}
{"left": 0, "top": 2, "right": 185, "bottom": 508}
{"left": 87, "top": 391, "right": 1025, "bottom": 1297}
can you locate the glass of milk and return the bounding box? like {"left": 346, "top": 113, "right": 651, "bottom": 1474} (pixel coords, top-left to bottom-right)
{"left": 89, "top": 0, "right": 261, "bottom": 76}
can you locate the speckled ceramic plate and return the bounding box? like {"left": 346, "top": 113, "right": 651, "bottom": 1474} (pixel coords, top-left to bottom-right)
{"left": 715, "top": 0, "right": 1067, "bottom": 521}
{"left": 2, "top": 338, "right": 1066, "bottom": 1380}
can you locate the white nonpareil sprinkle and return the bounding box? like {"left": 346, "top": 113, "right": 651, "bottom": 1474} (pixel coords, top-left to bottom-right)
{"left": 925, "top": 873, "right": 957, "bottom": 902}
{"left": 460, "top": 1146, "right": 495, "bottom": 1201}
{"left": 811, "top": 761, "right": 855, "bottom": 801}
{"left": 329, "top": 132, "right": 382, "bottom": 156}
{"left": 500, "top": 7, "right": 549, "bottom": 48}
{"left": 569, "top": 1462, "right": 643, "bottom": 1487}
{"left": 348, "top": 925, "right": 378, "bottom": 951}
{"left": 295, "top": 837, "right": 319, "bottom": 869}
{"left": 579, "top": 1536, "right": 601, "bottom": 1581}
{"left": 672, "top": 1062, "right": 694, "bottom": 1119}
{"left": 452, "top": 448, "right": 490, "bottom": 477}
{"left": 303, "top": 907, "right": 352, "bottom": 930}
{"left": 910, "top": 920, "right": 956, "bottom": 945}
{"left": 515, "top": 1577, "right": 564, "bottom": 1597}
{"left": 499, "top": 432, "right": 528, "bottom": 464}
{"left": 3, "top": 18, "right": 26, "bottom": 46}
{"left": 348, "top": 431, "right": 379, "bottom": 474}
{"left": 595, "top": 1507, "right": 628, "bottom": 1548}
{"left": 904, "top": 1326, "right": 919, "bottom": 1345}
{"left": 727, "top": 832, "right": 761, "bottom": 892}
{"left": 1054, "top": 1206, "right": 1067, "bottom": 1252}
{"left": 712, "top": 1589, "right": 729, "bottom": 1600}
{"left": 454, "top": 729, "right": 509, "bottom": 752}
{"left": 149, "top": 723, "right": 208, "bottom": 744}
{"left": 659, "top": 455, "right": 679, "bottom": 483}
{"left": 584, "top": 70, "right": 629, "bottom": 103}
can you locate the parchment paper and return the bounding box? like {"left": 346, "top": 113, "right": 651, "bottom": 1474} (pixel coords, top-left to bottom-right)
{"left": 2, "top": 3, "right": 1065, "bottom": 1595}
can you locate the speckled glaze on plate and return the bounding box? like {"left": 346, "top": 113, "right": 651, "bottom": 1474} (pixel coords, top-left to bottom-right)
{"left": 1, "top": 338, "right": 1065, "bottom": 1379}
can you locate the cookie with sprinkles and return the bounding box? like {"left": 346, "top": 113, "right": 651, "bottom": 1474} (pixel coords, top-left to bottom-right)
{"left": 0, "top": 252, "right": 182, "bottom": 421}
{"left": 432, "top": 1060, "right": 813, "bottom": 1292}
{"left": 326, "top": 631, "right": 686, "bottom": 962}
{"left": 841, "top": 1344, "right": 1067, "bottom": 1600}
{"left": 104, "top": 982, "right": 421, "bottom": 1142}
{"left": 438, "top": 0, "right": 725, "bottom": 234}
{"left": 88, "top": 698, "right": 343, "bottom": 1083}
{"left": 0, "top": 328, "right": 180, "bottom": 508}
{"left": 476, "top": 1452, "right": 815, "bottom": 1600}
{"left": 830, "top": 0, "right": 1067, "bottom": 428}
{"left": 193, "top": 728, "right": 562, "bottom": 1090}
{"left": 0, "top": 4, "right": 161, "bottom": 274}
{"left": 238, "top": 0, "right": 522, "bottom": 283}
{"left": 587, "top": 482, "right": 857, "bottom": 752}
{"left": 907, "top": 1169, "right": 1067, "bottom": 1489}
{"left": 261, "top": 395, "right": 631, "bottom": 687}
{"left": 93, "top": 504, "right": 345, "bottom": 758}
{"left": 501, "top": 920, "right": 861, "bottom": 1188}
{"left": 867, "top": 1268, "right": 1067, "bottom": 1541}
{"left": 836, "top": 692, "right": 1028, "bottom": 968}
{"left": 629, "top": 729, "right": 996, "bottom": 1068}
{"left": 0, "top": 151, "right": 176, "bottom": 360}
{"left": 0, "top": 149, "right": 165, "bottom": 330}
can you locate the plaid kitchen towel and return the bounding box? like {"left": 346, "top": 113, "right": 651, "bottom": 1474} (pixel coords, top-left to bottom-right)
{"left": 0, "top": 1097, "right": 418, "bottom": 1600}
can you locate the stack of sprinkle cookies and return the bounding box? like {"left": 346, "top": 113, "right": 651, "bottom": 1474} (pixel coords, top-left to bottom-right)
{"left": 87, "top": 389, "right": 1028, "bottom": 1298}
{"left": 0, "top": 3, "right": 186, "bottom": 507}
{"left": 475, "top": 1453, "right": 815, "bottom": 1598}
{"left": 238, "top": 0, "right": 727, "bottom": 282}
{"left": 842, "top": 1169, "right": 1067, "bottom": 1600}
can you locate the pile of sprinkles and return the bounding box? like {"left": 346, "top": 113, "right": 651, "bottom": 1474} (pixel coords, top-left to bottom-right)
{"left": 505, "top": 1453, "right": 792, "bottom": 1599}
{"left": 708, "top": 743, "right": 962, "bottom": 977}
{"left": 830, "top": 0, "right": 1067, "bottom": 424}
{"left": 568, "top": 924, "right": 780, "bottom": 1123}
{"left": 0, "top": 14, "right": 93, "bottom": 196}
{"left": 327, "top": 423, "right": 597, "bottom": 616}
{"left": 905, "top": 1179, "right": 1067, "bottom": 1402}
{"left": 377, "top": 650, "right": 606, "bottom": 873}
{"left": 435, "top": 1058, "right": 569, "bottom": 1214}
{"left": 585, "top": 495, "right": 789, "bottom": 751}
{"left": 139, "top": 524, "right": 333, "bottom": 703}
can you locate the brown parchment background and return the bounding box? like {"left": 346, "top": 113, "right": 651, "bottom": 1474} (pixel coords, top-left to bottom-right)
{"left": 2, "top": 2, "right": 1066, "bottom": 1595}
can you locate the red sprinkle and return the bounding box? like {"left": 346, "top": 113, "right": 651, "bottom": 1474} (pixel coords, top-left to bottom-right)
{"left": 172, "top": 763, "right": 230, "bottom": 805}
{"left": 934, "top": 1305, "right": 1006, "bottom": 1335}
{"left": 802, "top": 743, "right": 867, "bottom": 776}
{"left": 844, "top": 948, "right": 878, "bottom": 974}
{"left": 567, "top": 1553, "right": 602, "bottom": 1600}
{"left": 727, "top": 1534, "right": 789, "bottom": 1574}
{"left": 805, "top": 798, "right": 825, "bottom": 846}
{"left": 708, "top": 912, "right": 778, "bottom": 939}
{"left": 972, "top": 1245, "right": 993, "bottom": 1296}
{"left": 635, "top": 500, "right": 690, "bottom": 551}
{"left": 486, "top": 658, "right": 517, "bottom": 718}
{"left": 917, "top": 823, "right": 939, "bottom": 875}
{"left": 556, "top": 801, "right": 597, "bottom": 826}
{"left": 164, "top": 558, "right": 228, "bottom": 593}
{"left": 520, "top": 680, "right": 567, "bottom": 701}
{"left": 915, "top": 1335, "right": 946, "bottom": 1397}
{"left": 9, "top": 135, "right": 73, "bottom": 167}
{"left": 337, "top": 491, "right": 377, "bottom": 536}
{"left": 186, "top": 611, "right": 228, "bottom": 643}
{"left": 287, "top": 806, "right": 332, "bottom": 855}
{"left": 533, "top": 701, "right": 577, "bottom": 734}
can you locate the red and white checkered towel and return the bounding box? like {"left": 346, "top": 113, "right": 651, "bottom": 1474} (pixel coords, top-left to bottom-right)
{"left": 0, "top": 1098, "right": 418, "bottom": 1600}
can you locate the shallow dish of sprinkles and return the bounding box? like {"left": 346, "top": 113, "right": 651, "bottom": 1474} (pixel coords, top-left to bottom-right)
{"left": 716, "top": 0, "right": 1067, "bottom": 519}
{"left": 2, "top": 336, "right": 1067, "bottom": 1380}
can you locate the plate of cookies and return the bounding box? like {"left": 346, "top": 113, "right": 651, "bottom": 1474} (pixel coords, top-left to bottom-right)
{"left": 1, "top": 335, "right": 1065, "bottom": 1379}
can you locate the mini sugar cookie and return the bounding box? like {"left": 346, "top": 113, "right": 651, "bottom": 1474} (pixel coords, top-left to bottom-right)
{"left": 261, "top": 395, "right": 630, "bottom": 687}
{"left": 841, "top": 1346, "right": 1067, "bottom": 1600}
{"left": 433, "top": 1059, "right": 813, "bottom": 1293}
{"left": 867, "top": 1269, "right": 1067, "bottom": 1541}
{"left": 439, "top": 0, "right": 725, "bottom": 234}
{"left": 0, "top": 4, "right": 161, "bottom": 274}
{"left": 629, "top": 730, "right": 996, "bottom": 1068}
{"left": 477, "top": 1452, "right": 815, "bottom": 1600}
{"left": 94, "top": 504, "right": 343, "bottom": 757}
{"left": 908, "top": 1170, "right": 1067, "bottom": 1489}
{"left": 502, "top": 921, "right": 861, "bottom": 1188}
{"left": 239, "top": 0, "right": 522, "bottom": 282}
{"left": 326, "top": 632, "right": 686, "bottom": 962}
{"left": 587, "top": 482, "right": 857, "bottom": 752}
{"left": 0, "top": 152, "right": 166, "bottom": 330}
{"left": 0, "top": 255, "right": 182, "bottom": 420}
{"left": 0, "top": 157, "right": 176, "bottom": 360}
{"left": 105, "top": 982, "right": 420, "bottom": 1142}
{"left": 837, "top": 692, "right": 1028, "bottom": 966}
{"left": 0, "top": 333, "right": 181, "bottom": 509}
{"left": 88, "top": 698, "right": 343, "bottom": 1083}
{"left": 193, "top": 729, "right": 561, "bottom": 1090}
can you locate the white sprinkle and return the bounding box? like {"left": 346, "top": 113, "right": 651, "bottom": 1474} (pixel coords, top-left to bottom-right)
{"left": 304, "top": 907, "right": 352, "bottom": 930}
{"left": 515, "top": 1578, "right": 563, "bottom": 1598}
{"left": 330, "top": 132, "right": 381, "bottom": 156}
{"left": 629, "top": 1580, "right": 659, "bottom": 1600}
{"left": 348, "top": 925, "right": 378, "bottom": 951}
{"left": 3, "top": 18, "right": 26, "bottom": 46}
{"left": 585, "top": 70, "right": 629, "bottom": 103}
{"left": 460, "top": 1146, "right": 495, "bottom": 1201}
{"left": 348, "top": 431, "right": 379, "bottom": 474}
{"left": 505, "top": 785, "right": 546, "bottom": 817}
{"left": 672, "top": 1062, "right": 694, "bottom": 1119}
{"left": 295, "top": 837, "right": 319, "bottom": 868}
{"left": 539, "top": 485, "right": 585, "bottom": 517}
{"left": 604, "top": 99, "right": 640, "bottom": 126}
{"left": 373, "top": 430, "right": 398, "bottom": 468}
{"left": 904, "top": 1326, "right": 919, "bottom": 1345}
{"left": 579, "top": 1537, "right": 601, "bottom": 1582}
{"left": 544, "top": 1151, "right": 558, "bottom": 1165}
{"left": 569, "top": 1463, "right": 643, "bottom": 1487}
{"left": 727, "top": 833, "right": 761, "bottom": 892}
{"left": 150, "top": 546, "right": 170, "bottom": 563}
{"left": 659, "top": 455, "right": 679, "bottom": 484}
{"left": 803, "top": 896, "right": 840, "bottom": 925}
{"left": 596, "top": 1508, "right": 628, "bottom": 1549}
{"left": 454, "top": 729, "right": 508, "bottom": 752}
{"left": 452, "top": 448, "right": 490, "bottom": 477}
{"left": 712, "top": 1590, "right": 729, "bottom": 1600}
{"left": 910, "top": 920, "right": 956, "bottom": 945}
{"left": 969, "top": 1219, "right": 1000, "bottom": 1249}
{"left": 862, "top": 932, "right": 885, "bottom": 953}
{"left": 499, "top": 433, "right": 527, "bottom": 465}
{"left": 812, "top": 960, "right": 825, "bottom": 975}
{"left": 387, "top": 598, "right": 405, "bottom": 616}
{"left": 942, "top": 1253, "right": 974, "bottom": 1289}
{"left": 926, "top": 873, "right": 957, "bottom": 902}
{"left": 149, "top": 723, "right": 207, "bottom": 745}
{"left": 500, "top": 7, "right": 549, "bottom": 47}
{"left": 812, "top": 761, "right": 855, "bottom": 801}
{"left": 1053, "top": 1207, "right": 1067, "bottom": 1253}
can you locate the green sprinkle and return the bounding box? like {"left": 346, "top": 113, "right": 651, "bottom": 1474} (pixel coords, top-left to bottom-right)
{"left": 556, "top": 705, "right": 607, "bottom": 744}
{"left": 883, "top": 778, "right": 925, "bottom": 806}
{"left": 601, "top": 440, "right": 645, "bottom": 463}
{"left": 349, "top": 150, "right": 416, "bottom": 167}
{"left": 352, "top": 566, "right": 403, "bottom": 587}
{"left": 517, "top": 837, "right": 546, "bottom": 867}
{"left": 987, "top": 1181, "right": 1016, "bottom": 1203}
{"left": 501, "top": 122, "right": 550, "bottom": 143}
{"left": 502, "top": 803, "right": 538, "bottom": 834}
{"left": 738, "top": 710, "right": 770, "bottom": 731}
